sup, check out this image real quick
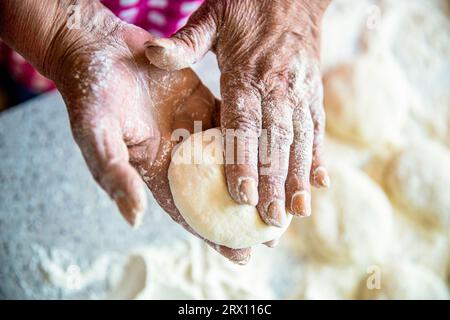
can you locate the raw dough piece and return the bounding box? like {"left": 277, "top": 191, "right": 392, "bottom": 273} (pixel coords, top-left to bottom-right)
{"left": 168, "top": 129, "right": 292, "bottom": 249}
{"left": 356, "top": 262, "right": 449, "bottom": 300}
{"left": 323, "top": 53, "right": 410, "bottom": 146}
{"left": 384, "top": 140, "right": 450, "bottom": 230}
{"left": 294, "top": 163, "right": 394, "bottom": 264}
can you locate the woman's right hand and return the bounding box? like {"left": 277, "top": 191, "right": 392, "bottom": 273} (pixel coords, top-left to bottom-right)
{"left": 145, "top": 0, "right": 331, "bottom": 227}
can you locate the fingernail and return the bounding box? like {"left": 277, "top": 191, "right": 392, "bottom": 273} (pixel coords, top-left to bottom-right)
{"left": 314, "top": 166, "right": 330, "bottom": 188}
{"left": 291, "top": 191, "right": 311, "bottom": 217}
{"left": 114, "top": 192, "right": 145, "bottom": 229}
{"left": 144, "top": 38, "right": 173, "bottom": 49}
{"left": 144, "top": 41, "right": 155, "bottom": 48}
{"left": 132, "top": 210, "right": 144, "bottom": 229}
{"left": 144, "top": 40, "right": 171, "bottom": 63}
{"left": 264, "top": 238, "right": 279, "bottom": 248}
{"left": 267, "top": 200, "right": 286, "bottom": 228}
{"left": 238, "top": 178, "right": 258, "bottom": 205}
{"left": 234, "top": 253, "right": 251, "bottom": 265}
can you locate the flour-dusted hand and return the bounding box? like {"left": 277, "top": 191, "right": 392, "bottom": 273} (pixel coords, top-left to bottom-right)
{"left": 145, "top": 0, "right": 331, "bottom": 226}
{"left": 0, "top": 0, "right": 250, "bottom": 264}
{"left": 56, "top": 16, "right": 251, "bottom": 265}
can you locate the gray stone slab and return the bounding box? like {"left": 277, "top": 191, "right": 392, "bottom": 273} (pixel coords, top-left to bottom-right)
{"left": 0, "top": 92, "right": 186, "bottom": 299}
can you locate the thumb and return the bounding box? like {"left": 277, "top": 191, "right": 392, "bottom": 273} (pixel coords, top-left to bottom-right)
{"left": 145, "top": 3, "right": 217, "bottom": 70}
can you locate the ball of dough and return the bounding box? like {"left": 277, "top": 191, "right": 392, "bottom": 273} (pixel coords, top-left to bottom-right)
{"left": 168, "top": 128, "right": 292, "bottom": 249}
{"left": 323, "top": 53, "right": 410, "bottom": 146}
{"left": 356, "top": 262, "right": 449, "bottom": 300}
{"left": 384, "top": 140, "right": 450, "bottom": 230}
{"left": 294, "top": 163, "right": 394, "bottom": 264}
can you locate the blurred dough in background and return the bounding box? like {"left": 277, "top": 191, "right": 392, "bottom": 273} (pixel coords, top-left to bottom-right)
{"left": 382, "top": 0, "right": 450, "bottom": 146}
{"left": 301, "top": 0, "right": 450, "bottom": 299}
{"left": 322, "top": 0, "right": 450, "bottom": 147}
{"left": 293, "top": 163, "right": 394, "bottom": 265}
{"left": 323, "top": 52, "right": 411, "bottom": 147}
{"left": 36, "top": 0, "right": 450, "bottom": 299}
{"left": 384, "top": 140, "right": 450, "bottom": 230}
{"left": 356, "top": 262, "right": 449, "bottom": 299}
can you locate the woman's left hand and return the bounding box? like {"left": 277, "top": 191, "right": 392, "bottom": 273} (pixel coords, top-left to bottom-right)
{"left": 52, "top": 18, "right": 251, "bottom": 264}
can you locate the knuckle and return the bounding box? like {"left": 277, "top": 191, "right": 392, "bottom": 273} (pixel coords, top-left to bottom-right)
{"left": 310, "top": 94, "right": 326, "bottom": 132}
{"left": 260, "top": 68, "right": 296, "bottom": 94}
{"left": 261, "top": 103, "right": 294, "bottom": 144}
{"left": 223, "top": 113, "right": 261, "bottom": 134}
{"left": 294, "top": 106, "right": 313, "bottom": 129}
{"left": 268, "top": 120, "right": 293, "bottom": 144}
{"left": 221, "top": 71, "right": 260, "bottom": 95}
{"left": 221, "top": 81, "right": 262, "bottom": 135}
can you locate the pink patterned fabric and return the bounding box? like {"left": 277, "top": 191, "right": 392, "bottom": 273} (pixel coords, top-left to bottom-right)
{"left": 0, "top": 0, "right": 203, "bottom": 93}
{"left": 102, "top": 0, "right": 203, "bottom": 37}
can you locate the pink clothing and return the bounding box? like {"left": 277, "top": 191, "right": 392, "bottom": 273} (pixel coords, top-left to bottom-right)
{"left": 0, "top": 0, "right": 203, "bottom": 93}
{"left": 101, "top": 0, "right": 203, "bottom": 37}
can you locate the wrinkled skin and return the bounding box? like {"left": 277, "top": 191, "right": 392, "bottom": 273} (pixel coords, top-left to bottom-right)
{"left": 145, "top": 0, "right": 331, "bottom": 227}
{"left": 54, "top": 21, "right": 251, "bottom": 263}
{"left": 1, "top": 0, "right": 330, "bottom": 263}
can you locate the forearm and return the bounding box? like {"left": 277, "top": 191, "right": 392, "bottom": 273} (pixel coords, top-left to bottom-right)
{"left": 0, "top": 0, "right": 119, "bottom": 82}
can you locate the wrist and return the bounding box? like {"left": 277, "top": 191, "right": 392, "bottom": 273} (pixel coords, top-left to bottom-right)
{"left": 0, "top": 0, "right": 61, "bottom": 70}
{"left": 0, "top": 0, "right": 123, "bottom": 85}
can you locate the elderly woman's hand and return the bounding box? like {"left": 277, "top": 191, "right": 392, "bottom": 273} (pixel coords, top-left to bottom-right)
{"left": 0, "top": 0, "right": 250, "bottom": 263}
{"left": 57, "top": 13, "right": 250, "bottom": 264}
{"left": 145, "top": 0, "right": 331, "bottom": 226}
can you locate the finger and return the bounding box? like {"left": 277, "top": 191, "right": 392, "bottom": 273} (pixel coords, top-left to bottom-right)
{"left": 263, "top": 238, "right": 279, "bottom": 248}
{"left": 145, "top": 2, "right": 217, "bottom": 70}
{"left": 71, "top": 116, "right": 147, "bottom": 227}
{"left": 257, "top": 94, "right": 293, "bottom": 227}
{"left": 221, "top": 77, "right": 261, "bottom": 206}
{"left": 285, "top": 105, "right": 314, "bottom": 217}
{"left": 309, "top": 86, "right": 330, "bottom": 188}
{"left": 206, "top": 241, "right": 252, "bottom": 265}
